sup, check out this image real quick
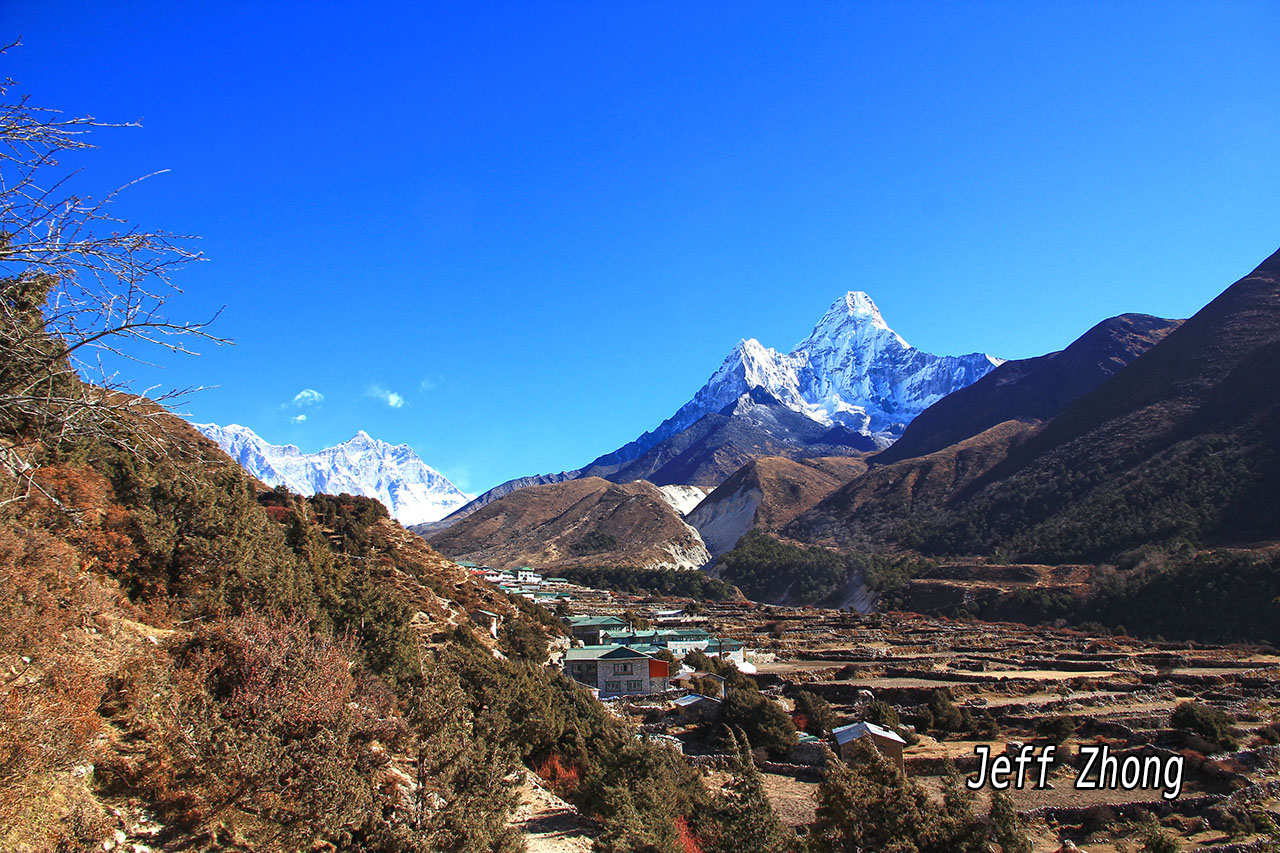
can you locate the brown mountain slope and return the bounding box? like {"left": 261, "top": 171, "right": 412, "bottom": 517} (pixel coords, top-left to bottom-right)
{"left": 788, "top": 246, "right": 1280, "bottom": 562}
{"left": 786, "top": 420, "right": 1038, "bottom": 551}
{"left": 686, "top": 455, "right": 868, "bottom": 557}
{"left": 876, "top": 313, "right": 1182, "bottom": 464}
{"left": 426, "top": 477, "right": 711, "bottom": 570}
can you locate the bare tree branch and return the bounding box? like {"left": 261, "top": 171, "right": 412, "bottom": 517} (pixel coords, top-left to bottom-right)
{"left": 0, "top": 43, "right": 228, "bottom": 501}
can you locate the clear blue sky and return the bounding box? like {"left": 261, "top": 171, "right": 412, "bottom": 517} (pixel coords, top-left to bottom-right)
{"left": 5, "top": 3, "right": 1279, "bottom": 493}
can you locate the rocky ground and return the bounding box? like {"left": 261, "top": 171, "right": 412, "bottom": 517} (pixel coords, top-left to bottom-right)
{"left": 510, "top": 772, "right": 596, "bottom": 853}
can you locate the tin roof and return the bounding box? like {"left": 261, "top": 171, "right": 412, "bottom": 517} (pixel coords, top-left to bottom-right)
{"left": 832, "top": 721, "right": 906, "bottom": 746}
{"left": 563, "top": 644, "right": 653, "bottom": 662}
{"left": 566, "top": 615, "right": 629, "bottom": 627}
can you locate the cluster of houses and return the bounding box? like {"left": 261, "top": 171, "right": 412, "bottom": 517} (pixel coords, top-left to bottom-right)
{"left": 563, "top": 618, "right": 907, "bottom": 771}
{"left": 457, "top": 561, "right": 574, "bottom": 606}
{"left": 463, "top": 564, "right": 908, "bottom": 773}
{"left": 561, "top": 614, "right": 747, "bottom": 698}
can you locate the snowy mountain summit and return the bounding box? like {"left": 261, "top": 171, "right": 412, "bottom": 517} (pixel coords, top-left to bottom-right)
{"left": 611, "top": 291, "right": 1002, "bottom": 462}
{"left": 789, "top": 291, "right": 1003, "bottom": 435}
{"left": 194, "top": 424, "right": 472, "bottom": 525}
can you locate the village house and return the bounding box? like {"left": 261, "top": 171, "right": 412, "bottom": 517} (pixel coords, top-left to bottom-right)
{"left": 469, "top": 609, "right": 503, "bottom": 639}
{"left": 516, "top": 567, "right": 542, "bottom": 584}
{"left": 703, "top": 637, "right": 747, "bottom": 665}
{"left": 672, "top": 692, "right": 721, "bottom": 723}
{"left": 601, "top": 627, "right": 715, "bottom": 655}
{"left": 832, "top": 721, "right": 907, "bottom": 772}
{"left": 562, "top": 645, "right": 670, "bottom": 697}
{"left": 565, "top": 614, "right": 629, "bottom": 645}
{"left": 482, "top": 568, "right": 514, "bottom": 585}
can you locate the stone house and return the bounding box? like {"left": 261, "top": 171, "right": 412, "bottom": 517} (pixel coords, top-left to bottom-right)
{"left": 562, "top": 644, "right": 670, "bottom": 697}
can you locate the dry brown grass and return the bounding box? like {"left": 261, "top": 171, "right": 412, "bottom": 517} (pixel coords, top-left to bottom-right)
{"left": 0, "top": 513, "right": 138, "bottom": 849}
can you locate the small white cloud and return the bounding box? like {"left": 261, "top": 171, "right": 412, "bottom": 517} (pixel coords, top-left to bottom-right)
{"left": 367, "top": 384, "right": 407, "bottom": 409}
{"left": 291, "top": 414, "right": 308, "bottom": 423}
{"left": 292, "top": 388, "right": 324, "bottom": 407}
{"left": 418, "top": 375, "right": 439, "bottom": 392}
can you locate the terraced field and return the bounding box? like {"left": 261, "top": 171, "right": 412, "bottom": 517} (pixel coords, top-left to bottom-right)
{"left": 560, "top": 587, "right": 1280, "bottom": 850}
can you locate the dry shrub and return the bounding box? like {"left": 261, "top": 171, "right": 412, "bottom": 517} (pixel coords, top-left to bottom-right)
{"left": 0, "top": 523, "right": 120, "bottom": 848}
{"left": 674, "top": 815, "right": 703, "bottom": 853}
{"left": 27, "top": 464, "right": 139, "bottom": 575}
{"left": 534, "top": 753, "right": 582, "bottom": 797}
{"left": 263, "top": 504, "right": 291, "bottom": 524}
{"left": 100, "top": 611, "right": 402, "bottom": 848}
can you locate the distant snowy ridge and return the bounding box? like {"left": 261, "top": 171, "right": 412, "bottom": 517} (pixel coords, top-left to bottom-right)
{"left": 600, "top": 291, "right": 1002, "bottom": 466}
{"left": 194, "top": 423, "right": 472, "bottom": 525}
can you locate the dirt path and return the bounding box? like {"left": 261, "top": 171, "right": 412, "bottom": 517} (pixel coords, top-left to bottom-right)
{"left": 510, "top": 774, "right": 595, "bottom": 853}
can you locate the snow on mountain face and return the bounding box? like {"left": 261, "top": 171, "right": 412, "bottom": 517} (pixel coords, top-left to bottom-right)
{"left": 616, "top": 292, "right": 1001, "bottom": 461}
{"left": 194, "top": 423, "right": 472, "bottom": 526}
{"left": 654, "top": 484, "right": 714, "bottom": 516}
{"left": 790, "top": 292, "right": 1003, "bottom": 435}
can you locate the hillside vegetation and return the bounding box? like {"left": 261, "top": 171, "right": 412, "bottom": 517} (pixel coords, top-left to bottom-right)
{"left": 0, "top": 349, "right": 809, "bottom": 852}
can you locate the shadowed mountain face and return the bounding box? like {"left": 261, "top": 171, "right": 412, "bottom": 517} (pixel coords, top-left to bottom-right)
{"left": 426, "top": 477, "right": 712, "bottom": 571}
{"left": 685, "top": 455, "right": 868, "bottom": 557}
{"left": 593, "top": 291, "right": 1000, "bottom": 464}
{"left": 409, "top": 471, "right": 578, "bottom": 536}
{"left": 875, "top": 313, "right": 1183, "bottom": 465}
{"left": 421, "top": 389, "right": 875, "bottom": 533}
{"left": 575, "top": 388, "right": 876, "bottom": 486}
{"left": 787, "top": 247, "right": 1280, "bottom": 562}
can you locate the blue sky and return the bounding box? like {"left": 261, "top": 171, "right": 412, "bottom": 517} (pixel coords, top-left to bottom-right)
{"left": 5, "top": 2, "right": 1279, "bottom": 493}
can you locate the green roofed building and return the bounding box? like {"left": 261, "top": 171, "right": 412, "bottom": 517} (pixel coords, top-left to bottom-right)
{"left": 703, "top": 637, "right": 746, "bottom": 664}
{"left": 602, "top": 627, "right": 716, "bottom": 655}
{"left": 564, "top": 614, "right": 628, "bottom": 644}
{"left": 562, "top": 645, "right": 671, "bottom": 697}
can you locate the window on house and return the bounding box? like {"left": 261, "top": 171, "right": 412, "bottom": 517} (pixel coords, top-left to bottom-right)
{"left": 604, "top": 681, "right": 621, "bottom": 693}
{"left": 613, "top": 663, "right": 633, "bottom": 675}
{"left": 626, "top": 680, "right": 643, "bottom": 692}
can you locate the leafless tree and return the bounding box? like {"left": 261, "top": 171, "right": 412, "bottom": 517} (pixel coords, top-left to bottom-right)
{"left": 0, "top": 41, "right": 226, "bottom": 506}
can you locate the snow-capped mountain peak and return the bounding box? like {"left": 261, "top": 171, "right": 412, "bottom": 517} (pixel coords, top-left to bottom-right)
{"left": 836, "top": 290, "right": 890, "bottom": 330}
{"left": 599, "top": 290, "right": 1002, "bottom": 465}
{"left": 194, "top": 423, "right": 472, "bottom": 525}
{"left": 798, "top": 290, "right": 906, "bottom": 352}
